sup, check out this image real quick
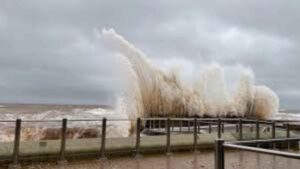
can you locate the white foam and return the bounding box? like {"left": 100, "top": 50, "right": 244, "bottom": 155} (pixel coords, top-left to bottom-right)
{"left": 99, "top": 28, "right": 280, "bottom": 124}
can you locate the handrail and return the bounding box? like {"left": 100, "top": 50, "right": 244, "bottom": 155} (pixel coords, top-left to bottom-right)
{"left": 223, "top": 143, "right": 300, "bottom": 159}
{"left": 215, "top": 138, "right": 300, "bottom": 169}
{"left": 1, "top": 118, "right": 300, "bottom": 123}
{"left": 227, "top": 137, "right": 300, "bottom": 144}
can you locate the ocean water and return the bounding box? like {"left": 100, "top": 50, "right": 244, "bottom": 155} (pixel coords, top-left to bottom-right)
{"left": 0, "top": 103, "right": 130, "bottom": 141}
{"left": 0, "top": 103, "right": 298, "bottom": 142}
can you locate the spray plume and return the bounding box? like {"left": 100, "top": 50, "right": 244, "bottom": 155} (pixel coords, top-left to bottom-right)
{"left": 99, "top": 28, "right": 279, "bottom": 123}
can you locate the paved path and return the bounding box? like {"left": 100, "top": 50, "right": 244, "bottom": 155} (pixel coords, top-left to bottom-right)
{"left": 0, "top": 129, "right": 291, "bottom": 162}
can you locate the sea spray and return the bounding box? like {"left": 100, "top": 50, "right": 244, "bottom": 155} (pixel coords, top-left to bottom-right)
{"left": 0, "top": 28, "right": 280, "bottom": 141}
{"left": 99, "top": 28, "right": 280, "bottom": 124}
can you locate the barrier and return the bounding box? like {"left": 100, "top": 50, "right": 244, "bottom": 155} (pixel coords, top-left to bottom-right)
{"left": 214, "top": 137, "right": 300, "bottom": 169}
{"left": 1, "top": 117, "right": 298, "bottom": 167}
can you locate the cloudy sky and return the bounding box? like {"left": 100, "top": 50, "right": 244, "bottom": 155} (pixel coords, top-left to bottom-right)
{"left": 0, "top": 0, "right": 300, "bottom": 108}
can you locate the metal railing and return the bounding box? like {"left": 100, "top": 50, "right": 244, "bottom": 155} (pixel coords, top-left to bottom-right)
{"left": 3, "top": 117, "right": 299, "bottom": 168}
{"left": 215, "top": 137, "right": 300, "bottom": 169}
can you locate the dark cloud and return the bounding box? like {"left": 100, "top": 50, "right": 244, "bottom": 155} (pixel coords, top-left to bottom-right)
{"left": 0, "top": 0, "right": 299, "bottom": 108}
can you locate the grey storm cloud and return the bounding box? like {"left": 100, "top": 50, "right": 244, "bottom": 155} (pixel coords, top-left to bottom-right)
{"left": 0, "top": 0, "right": 300, "bottom": 108}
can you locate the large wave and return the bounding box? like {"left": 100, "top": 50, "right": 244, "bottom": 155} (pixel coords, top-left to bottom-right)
{"left": 99, "top": 28, "right": 279, "bottom": 124}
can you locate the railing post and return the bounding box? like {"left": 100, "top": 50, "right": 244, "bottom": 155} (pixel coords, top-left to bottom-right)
{"left": 256, "top": 120, "right": 260, "bottom": 140}
{"left": 100, "top": 118, "right": 107, "bottom": 159}
{"left": 165, "top": 119, "right": 167, "bottom": 132}
{"left": 221, "top": 123, "right": 225, "bottom": 133}
{"left": 179, "top": 120, "right": 182, "bottom": 132}
{"left": 193, "top": 118, "right": 198, "bottom": 152}
{"left": 286, "top": 123, "right": 290, "bottom": 150}
{"left": 158, "top": 119, "right": 161, "bottom": 131}
{"left": 9, "top": 119, "right": 22, "bottom": 169}
{"left": 218, "top": 119, "right": 221, "bottom": 139}
{"left": 239, "top": 119, "right": 243, "bottom": 140}
{"left": 235, "top": 124, "right": 239, "bottom": 133}
{"left": 209, "top": 122, "right": 212, "bottom": 134}
{"left": 58, "top": 118, "right": 67, "bottom": 165}
{"left": 272, "top": 121, "right": 276, "bottom": 149}
{"left": 198, "top": 121, "right": 201, "bottom": 133}
{"left": 135, "top": 118, "right": 141, "bottom": 157}
{"left": 215, "top": 139, "right": 224, "bottom": 169}
{"left": 166, "top": 118, "right": 171, "bottom": 155}
{"left": 171, "top": 120, "right": 174, "bottom": 132}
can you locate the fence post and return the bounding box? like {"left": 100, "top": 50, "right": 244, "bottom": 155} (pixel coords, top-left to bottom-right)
{"left": 158, "top": 119, "right": 161, "bottom": 131}
{"left": 8, "top": 119, "right": 22, "bottom": 169}
{"left": 272, "top": 121, "right": 276, "bottom": 149}
{"left": 166, "top": 118, "right": 171, "bottom": 155}
{"left": 256, "top": 120, "right": 260, "bottom": 140}
{"left": 209, "top": 122, "right": 212, "bottom": 134}
{"left": 100, "top": 118, "right": 107, "bottom": 159}
{"left": 171, "top": 120, "right": 174, "bottom": 131}
{"left": 58, "top": 118, "right": 67, "bottom": 165}
{"left": 135, "top": 118, "right": 141, "bottom": 157}
{"left": 215, "top": 139, "right": 224, "bottom": 169}
{"left": 193, "top": 118, "right": 198, "bottom": 152}
{"left": 235, "top": 124, "right": 239, "bottom": 133}
{"left": 179, "top": 120, "right": 182, "bottom": 132}
{"left": 221, "top": 123, "right": 225, "bottom": 133}
{"left": 218, "top": 119, "right": 221, "bottom": 139}
{"left": 286, "top": 123, "right": 290, "bottom": 150}
{"left": 239, "top": 119, "right": 243, "bottom": 140}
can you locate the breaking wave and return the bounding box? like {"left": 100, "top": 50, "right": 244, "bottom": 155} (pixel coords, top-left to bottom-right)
{"left": 99, "top": 28, "right": 280, "bottom": 123}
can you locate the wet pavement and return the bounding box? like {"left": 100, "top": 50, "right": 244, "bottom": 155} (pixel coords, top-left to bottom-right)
{"left": 16, "top": 150, "right": 300, "bottom": 169}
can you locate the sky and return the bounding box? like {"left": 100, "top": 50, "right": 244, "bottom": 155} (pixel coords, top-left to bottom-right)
{"left": 0, "top": 0, "right": 300, "bottom": 108}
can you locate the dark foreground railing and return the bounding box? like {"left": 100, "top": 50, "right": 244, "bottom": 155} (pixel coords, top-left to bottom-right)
{"left": 215, "top": 138, "right": 300, "bottom": 169}
{"left": 3, "top": 117, "right": 298, "bottom": 169}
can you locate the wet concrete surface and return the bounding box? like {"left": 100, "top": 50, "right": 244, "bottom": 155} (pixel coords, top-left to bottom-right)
{"left": 16, "top": 150, "right": 300, "bottom": 169}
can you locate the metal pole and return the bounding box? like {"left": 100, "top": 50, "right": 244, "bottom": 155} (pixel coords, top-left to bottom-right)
{"left": 158, "top": 119, "right": 161, "bottom": 131}
{"left": 272, "top": 121, "right": 276, "bottom": 139}
{"left": 193, "top": 118, "right": 198, "bottom": 152}
{"left": 209, "top": 122, "right": 212, "bottom": 134}
{"left": 256, "top": 120, "right": 260, "bottom": 140}
{"left": 58, "top": 118, "right": 67, "bottom": 164}
{"left": 215, "top": 139, "right": 224, "bottom": 169}
{"left": 272, "top": 121, "right": 276, "bottom": 149}
{"left": 239, "top": 119, "right": 243, "bottom": 140}
{"left": 165, "top": 119, "right": 167, "bottom": 132}
{"left": 166, "top": 118, "right": 171, "bottom": 155}
{"left": 135, "top": 118, "right": 141, "bottom": 157}
{"left": 221, "top": 123, "right": 225, "bottom": 133}
{"left": 179, "top": 120, "right": 182, "bottom": 132}
{"left": 100, "top": 118, "right": 107, "bottom": 159}
{"left": 9, "top": 119, "right": 22, "bottom": 169}
{"left": 286, "top": 123, "right": 290, "bottom": 150}
{"left": 255, "top": 120, "right": 260, "bottom": 148}
{"left": 171, "top": 120, "right": 174, "bottom": 131}
{"left": 218, "top": 119, "right": 221, "bottom": 139}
